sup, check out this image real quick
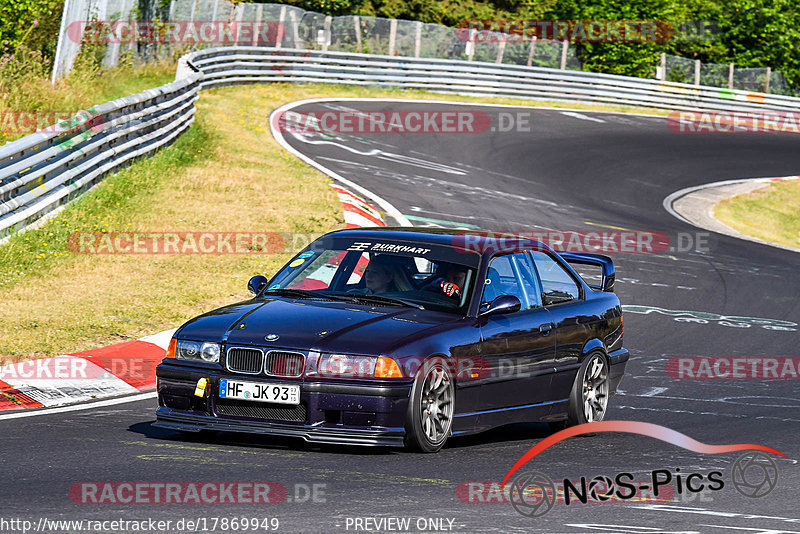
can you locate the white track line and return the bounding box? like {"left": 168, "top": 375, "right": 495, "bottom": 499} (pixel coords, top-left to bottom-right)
{"left": 0, "top": 392, "right": 157, "bottom": 421}
{"left": 270, "top": 100, "right": 412, "bottom": 227}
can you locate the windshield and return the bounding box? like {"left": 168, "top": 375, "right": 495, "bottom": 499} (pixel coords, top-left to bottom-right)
{"left": 265, "top": 237, "right": 479, "bottom": 314}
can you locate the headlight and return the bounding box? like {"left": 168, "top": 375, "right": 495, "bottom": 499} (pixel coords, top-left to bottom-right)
{"left": 176, "top": 340, "right": 220, "bottom": 363}
{"left": 315, "top": 354, "right": 403, "bottom": 378}
{"left": 318, "top": 354, "right": 376, "bottom": 378}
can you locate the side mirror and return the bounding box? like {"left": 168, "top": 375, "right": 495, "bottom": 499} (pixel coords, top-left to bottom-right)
{"left": 479, "top": 295, "right": 521, "bottom": 317}
{"left": 248, "top": 275, "right": 269, "bottom": 296}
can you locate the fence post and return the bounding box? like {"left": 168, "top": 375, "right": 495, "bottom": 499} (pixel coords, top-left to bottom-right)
{"left": 660, "top": 53, "right": 666, "bottom": 81}
{"left": 526, "top": 36, "right": 536, "bottom": 67}
{"left": 289, "top": 10, "right": 301, "bottom": 49}
{"left": 322, "top": 15, "right": 331, "bottom": 51}
{"left": 233, "top": 3, "right": 244, "bottom": 45}
{"left": 559, "top": 40, "right": 568, "bottom": 70}
{"left": 414, "top": 21, "right": 422, "bottom": 58}
{"left": 466, "top": 29, "right": 476, "bottom": 61}
{"left": 211, "top": 0, "right": 220, "bottom": 21}
{"left": 189, "top": 0, "right": 199, "bottom": 22}
{"left": 496, "top": 40, "right": 506, "bottom": 64}
{"left": 353, "top": 16, "right": 361, "bottom": 53}
{"left": 694, "top": 59, "right": 701, "bottom": 86}
{"left": 253, "top": 4, "right": 263, "bottom": 46}
{"left": 388, "top": 18, "right": 397, "bottom": 55}
{"left": 276, "top": 5, "right": 285, "bottom": 49}
{"left": 728, "top": 63, "right": 734, "bottom": 89}
{"left": 765, "top": 67, "right": 771, "bottom": 93}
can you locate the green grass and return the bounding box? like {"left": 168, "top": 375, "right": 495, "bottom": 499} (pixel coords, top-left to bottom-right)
{"left": 0, "top": 60, "right": 176, "bottom": 144}
{"left": 714, "top": 179, "right": 800, "bottom": 250}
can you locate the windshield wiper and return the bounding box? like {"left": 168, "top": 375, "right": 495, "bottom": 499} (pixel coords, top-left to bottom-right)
{"left": 264, "top": 288, "right": 356, "bottom": 302}
{"left": 263, "top": 288, "right": 324, "bottom": 299}
{"left": 332, "top": 293, "right": 425, "bottom": 310}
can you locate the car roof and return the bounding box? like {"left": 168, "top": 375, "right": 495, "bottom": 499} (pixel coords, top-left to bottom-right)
{"left": 320, "top": 227, "right": 550, "bottom": 256}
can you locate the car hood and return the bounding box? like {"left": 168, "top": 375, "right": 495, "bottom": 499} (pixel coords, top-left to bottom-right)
{"left": 176, "top": 297, "right": 458, "bottom": 355}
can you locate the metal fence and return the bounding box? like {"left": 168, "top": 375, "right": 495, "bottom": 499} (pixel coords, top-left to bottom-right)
{"left": 52, "top": 0, "right": 583, "bottom": 80}
{"left": 659, "top": 54, "right": 791, "bottom": 95}
{"left": 53, "top": 1, "right": 793, "bottom": 96}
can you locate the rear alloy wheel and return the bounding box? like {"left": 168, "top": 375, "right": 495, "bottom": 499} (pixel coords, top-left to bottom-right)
{"left": 567, "top": 352, "right": 609, "bottom": 426}
{"left": 405, "top": 357, "right": 454, "bottom": 452}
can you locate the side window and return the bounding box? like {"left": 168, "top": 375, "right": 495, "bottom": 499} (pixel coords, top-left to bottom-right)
{"left": 514, "top": 253, "right": 542, "bottom": 308}
{"left": 530, "top": 251, "right": 580, "bottom": 303}
{"left": 482, "top": 255, "right": 526, "bottom": 307}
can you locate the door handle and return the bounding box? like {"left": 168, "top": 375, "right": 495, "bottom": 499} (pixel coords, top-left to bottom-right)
{"left": 539, "top": 323, "right": 553, "bottom": 335}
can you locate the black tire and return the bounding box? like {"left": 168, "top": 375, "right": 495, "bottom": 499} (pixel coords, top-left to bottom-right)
{"left": 566, "top": 352, "right": 610, "bottom": 426}
{"left": 404, "top": 357, "right": 455, "bottom": 452}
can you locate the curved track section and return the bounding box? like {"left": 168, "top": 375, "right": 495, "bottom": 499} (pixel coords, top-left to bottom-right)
{"left": 2, "top": 100, "right": 799, "bottom": 533}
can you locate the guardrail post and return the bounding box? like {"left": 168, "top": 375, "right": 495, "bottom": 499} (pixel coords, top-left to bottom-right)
{"left": 353, "top": 16, "right": 362, "bottom": 53}
{"left": 765, "top": 67, "right": 771, "bottom": 93}
{"left": 559, "top": 40, "right": 568, "bottom": 70}
{"left": 694, "top": 59, "right": 701, "bottom": 86}
{"left": 526, "top": 36, "right": 537, "bottom": 67}
{"left": 276, "top": 5, "right": 285, "bottom": 49}
{"left": 496, "top": 39, "right": 506, "bottom": 64}
{"left": 660, "top": 53, "right": 666, "bottom": 81}
{"left": 389, "top": 19, "right": 397, "bottom": 55}
{"left": 414, "top": 21, "right": 422, "bottom": 58}
{"left": 728, "top": 63, "right": 734, "bottom": 89}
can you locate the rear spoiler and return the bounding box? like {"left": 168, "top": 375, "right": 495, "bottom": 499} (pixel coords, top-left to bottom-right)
{"left": 556, "top": 252, "right": 615, "bottom": 292}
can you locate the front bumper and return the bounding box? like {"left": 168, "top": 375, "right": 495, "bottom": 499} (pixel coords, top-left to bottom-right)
{"left": 154, "top": 362, "right": 412, "bottom": 447}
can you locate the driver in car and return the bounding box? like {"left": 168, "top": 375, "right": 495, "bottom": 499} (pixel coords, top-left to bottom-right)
{"left": 352, "top": 255, "right": 398, "bottom": 295}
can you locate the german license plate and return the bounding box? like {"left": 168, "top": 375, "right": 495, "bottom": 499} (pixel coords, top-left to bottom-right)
{"left": 218, "top": 379, "right": 300, "bottom": 405}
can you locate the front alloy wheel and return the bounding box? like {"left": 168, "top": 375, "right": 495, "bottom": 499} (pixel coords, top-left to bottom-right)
{"left": 405, "top": 357, "right": 454, "bottom": 452}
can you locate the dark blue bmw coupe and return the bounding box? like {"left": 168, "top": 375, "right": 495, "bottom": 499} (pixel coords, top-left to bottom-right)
{"left": 154, "top": 228, "right": 628, "bottom": 452}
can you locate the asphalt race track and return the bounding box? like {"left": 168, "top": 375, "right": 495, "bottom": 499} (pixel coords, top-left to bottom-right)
{"left": 3, "top": 100, "right": 799, "bottom": 533}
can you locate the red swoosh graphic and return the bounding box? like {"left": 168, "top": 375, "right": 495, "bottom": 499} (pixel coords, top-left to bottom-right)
{"left": 502, "top": 420, "right": 785, "bottom": 486}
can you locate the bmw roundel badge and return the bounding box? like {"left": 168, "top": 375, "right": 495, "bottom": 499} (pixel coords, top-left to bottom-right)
{"left": 265, "top": 334, "right": 280, "bottom": 341}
